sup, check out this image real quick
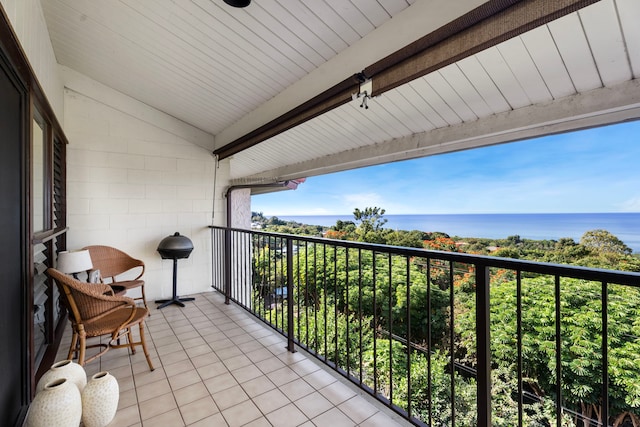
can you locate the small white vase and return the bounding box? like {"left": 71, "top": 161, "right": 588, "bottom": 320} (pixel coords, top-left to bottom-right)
{"left": 81, "top": 371, "right": 119, "bottom": 427}
{"left": 26, "top": 378, "right": 82, "bottom": 427}
{"left": 36, "top": 359, "right": 87, "bottom": 394}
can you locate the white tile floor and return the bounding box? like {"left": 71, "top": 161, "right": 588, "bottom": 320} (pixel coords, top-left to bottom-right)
{"left": 55, "top": 291, "right": 412, "bottom": 427}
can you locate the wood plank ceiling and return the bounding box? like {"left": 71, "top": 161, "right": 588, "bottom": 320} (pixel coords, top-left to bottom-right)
{"left": 41, "top": 0, "right": 640, "bottom": 184}
{"left": 42, "top": 0, "right": 417, "bottom": 135}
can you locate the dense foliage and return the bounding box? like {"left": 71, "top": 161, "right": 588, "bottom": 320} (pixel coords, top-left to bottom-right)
{"left": 251, "top": 209, "right": 640, "bottom": 425}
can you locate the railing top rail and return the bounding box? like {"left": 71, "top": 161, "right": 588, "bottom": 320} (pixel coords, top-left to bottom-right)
{"left": 209, "top": 225, "right": 640, "bottom": 286}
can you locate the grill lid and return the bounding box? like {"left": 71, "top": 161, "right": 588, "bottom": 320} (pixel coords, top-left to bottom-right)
{"left": 157, "top": 232, "right": 194, "bottom": 259}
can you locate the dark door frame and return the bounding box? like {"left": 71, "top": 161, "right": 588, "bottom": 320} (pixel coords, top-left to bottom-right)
{"left": 0, "top": 34, "right": 30, "bottom": 427}
{"left": 0, "top": 5, "right": 69, "bottom": 425}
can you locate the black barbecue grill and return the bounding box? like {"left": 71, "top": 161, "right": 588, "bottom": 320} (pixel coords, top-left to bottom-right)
{"left": 155, "top": 232, "right": 195, "bottom": 309}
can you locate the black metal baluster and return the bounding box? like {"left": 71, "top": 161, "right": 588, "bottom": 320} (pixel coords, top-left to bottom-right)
{"left": 286, "top": 238, "right": 295, "bottom": 352}
{"left": 602, "top": 281, "right": 609, "bottom": 427}
{"left": 427, "top": 257, "right": 433, "bottom": 426}
{"left": 373, "top": 251, "right": 378, "bottom": 395}
{"left": 388, "top": 253, "right": 393, "bottom": 406}
{"left": 555, "top": 275, "right": 562, "bottom": 427}
{"left": 345, "top": 248, "right": 350, "bottom": 374}
{"left": 517, "top": 270, "right": 523, "bottom": 427}
{"left": 406, "top": 256, "right": 412, "bottom": 419}
{"left": 313, "top": 243, "right": 318, "bottom": 355}
{"left": 334, "top": 246, "right": 338, "bottom": 368}
{"left": 359, "top": 248, "right": 363, "bottom": 385}
{"left": 224, "top": 227, "right": 231, "bottom": 304}
{"left": 305, "top": 241, "right": 309, "bottom": 348}
{"left": 450, "top": 261, "right": 455, "bottom": 426}
{"left": 323, "top": 243, "right": 328, "bottom": 363}
{"left": 476, "top": 263, "right": 491, "bottom": 427}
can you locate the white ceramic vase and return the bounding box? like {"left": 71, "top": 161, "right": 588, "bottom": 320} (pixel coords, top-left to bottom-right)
{"left": 36, "top": 359, "right": 87, "bottom": 393}
{"left": 26, "top": 378, "right": 82, "bottom": 427}
{"left": 81, "top": 371, "right": 119, "bottom": 427}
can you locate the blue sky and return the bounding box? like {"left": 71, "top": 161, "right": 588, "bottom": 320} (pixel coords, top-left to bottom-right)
{"left": 252, "top": 121, "right": 640, "bottom": 216}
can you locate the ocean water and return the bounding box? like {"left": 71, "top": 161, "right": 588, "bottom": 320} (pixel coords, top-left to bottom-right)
{"left": 277, "top": 213, "right": 640, "bottom": 253}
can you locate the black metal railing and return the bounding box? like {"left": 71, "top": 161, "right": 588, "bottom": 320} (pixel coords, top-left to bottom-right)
{"left": 209, "top": 226, "right": 640, "bottom": 427}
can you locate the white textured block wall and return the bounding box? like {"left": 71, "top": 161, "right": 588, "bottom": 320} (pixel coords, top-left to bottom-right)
{"left": 64, "top": 85, "right": 227, "bottom": 300}
{"left": 230, "top": 188, "right": 251, "bottom": 229}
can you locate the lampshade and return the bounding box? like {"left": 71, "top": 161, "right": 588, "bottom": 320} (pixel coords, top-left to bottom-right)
{"left": 224, "top": 0, "right": 251, "bottom": 7}
{"left": 57, "top": 250, "right": 93, "bottom": 274}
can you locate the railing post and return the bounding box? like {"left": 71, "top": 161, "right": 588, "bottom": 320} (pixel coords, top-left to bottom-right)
{"left": 286, "top": 238, "right": 296, "bottom": 352}
{"left": 224, "top": 227, "right": 231, "bottom": 304}
{"left": 476, "top": 263, "right": 491, "bottom": 427}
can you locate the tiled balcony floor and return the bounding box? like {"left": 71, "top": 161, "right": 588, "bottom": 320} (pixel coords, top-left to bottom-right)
{"left": 55, "top": 291, "right": 411, "bottom": 427}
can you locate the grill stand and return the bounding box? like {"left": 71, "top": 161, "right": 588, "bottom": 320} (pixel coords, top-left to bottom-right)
{"left": 155, "top": 258, "right": 195, "bottom": 309}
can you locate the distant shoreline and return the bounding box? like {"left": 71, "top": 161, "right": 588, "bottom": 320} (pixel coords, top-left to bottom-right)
{"left": 273, "top": 212, "right": 640, "bottom": 253}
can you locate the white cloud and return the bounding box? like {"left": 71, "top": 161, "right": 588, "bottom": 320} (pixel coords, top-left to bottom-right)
{"left": 342, "top": 192, "right": 384, "bottom": 209}
{"left": 619, "top": 196, "right": 640, "bottom": 212}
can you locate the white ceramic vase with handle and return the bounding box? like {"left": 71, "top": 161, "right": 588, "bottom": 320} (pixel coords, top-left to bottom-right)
{"left": 81, "top": 371, "right": 120, "bottom": 427}
{"left": 26, "top": 378, "right": 82, "bottom": 427}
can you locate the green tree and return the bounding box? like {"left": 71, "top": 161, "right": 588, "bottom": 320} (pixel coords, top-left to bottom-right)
{"left": 580, "top": 229, "right": 632, "bottom": 255}
{"left": 459, "top": 276, "right": 640, "bottom": 425}
{"left": 326, "top": 220, "right": 356, "bottom": 240}
{"left": 353, "top": 207, "right": 388, "bottom": 243}
{"left": 385, "top": 229, "right": 426, "bottom": 248}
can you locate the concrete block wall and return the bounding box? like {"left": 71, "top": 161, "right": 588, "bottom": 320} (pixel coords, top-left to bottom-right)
{"left": 63, "top": 82, "right": 227, "bottom": 301}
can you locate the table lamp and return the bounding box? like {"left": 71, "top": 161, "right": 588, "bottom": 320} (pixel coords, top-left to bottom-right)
{"left": 57, "top": 250, "right": 93, "bottom": 280}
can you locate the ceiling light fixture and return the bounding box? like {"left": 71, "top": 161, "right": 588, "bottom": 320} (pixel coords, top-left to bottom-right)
{"left": 352, "top": 72, "right": 373, "bottom": 109}
{"left": 224, "top": 0, "right": 251, "bottom": 7}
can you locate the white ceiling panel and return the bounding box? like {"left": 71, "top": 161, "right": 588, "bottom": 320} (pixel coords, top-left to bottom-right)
{"left": 618, "top": 0, "right": 640, "bottom": 78}
{"left": 314, "top": 114, "right": 369, "bottom": 149}
{"left": 379, "top": 0, "right": 417, "bottom": 16}
{"left": 519, "top": 26, "right": 575, "bottom": 99}
{"left": 497, "top": 37, "right": 553, "bottom": 104}
{"left": 408, "top": 78, "right": 462, "bottom": 126}
{"left": 381, "top": 90, "right": 435, "bottom": 135}
{"left": 548, "top": 12, "right": 601, "bottom": 92}
{"left": 300, "top": 0, "right": 361, "bottom": 45}
{"left": 393, "top": 84, "right": 442, "bottom": 129}
{"left": 324, "top": 0, "right": 375, "bottom": 37}
{"left": 439, "top": 64, "right": 494, "bottom": 119}
{"left": 456, "top": 56, "right": 511, "bottom": 115}
{"left": 35, "top": 0, "right": 640, "bottom": 183}
{"left": 340, "top": 103, "right": 397, "bottom": 142}
{"left": 475, "top": 47, "right": 531, "bottom": 110}
{"left": 425, "top": 72, "right": 478, "bottom": 123}
{"left": 579, "top": 0, "right": 632, "bottom": 87}
{"left": 41, "top": 0, "right": 415, "bottom": 136}
{"left": 350, "top": 0, "right": 392, "bottom": 28}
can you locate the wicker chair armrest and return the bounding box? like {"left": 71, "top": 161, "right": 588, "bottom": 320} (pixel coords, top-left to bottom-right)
{"left": 132, "top": 258, "right": 145, "bottom": 281}
{"left": 93, "top": 283, "right": 116, "bottom": 296}
{"left": 81, "top": 293, "right": 139, "bottom": 325}
{"left": 85, "top": 291, "right": 136, "bottom": 306}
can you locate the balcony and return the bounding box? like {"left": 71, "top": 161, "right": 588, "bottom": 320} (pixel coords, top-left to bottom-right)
{"left": 54, "top": 291, "right": 409, "bottom": 427}
{"left": 51, "top": 226, "right": 640, "bottom": 427}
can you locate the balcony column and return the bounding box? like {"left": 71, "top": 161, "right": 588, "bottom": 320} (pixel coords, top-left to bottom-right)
{"left": 224, "top": 187, "right": 252, "bottom": 306}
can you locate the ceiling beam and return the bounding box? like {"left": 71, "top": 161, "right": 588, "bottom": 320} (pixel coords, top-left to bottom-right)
{"left": 214, "top": 0, "right": 601, "bottom": 161}
{"left": 368, "top": 0, "right": 601, "bottom": 94}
